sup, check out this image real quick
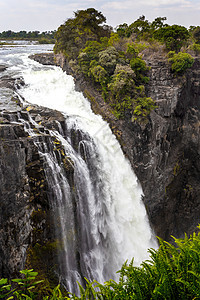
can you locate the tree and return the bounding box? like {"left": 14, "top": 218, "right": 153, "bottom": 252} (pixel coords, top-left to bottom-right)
{"left": 99, "top": 46, "right": 119, "bottom": 74}
{"left": 154, "top": 25, "right": 190, "bottom": 52}
{"left": 116, "top": 23, "right": 129, "bottom": 37}
{"left": 128, "top": 16, "right": 151, "bottom": 38}
{"left": 54, "top": 8, "right": 110, "bottom": 58}
{"left": 74, "top": 8, "right": 106, "bottom": 31}
{"left": 193, "top": 26, "right": 200, "bottom": 44}
{"left": 151, "top": 17, "right": 167, "bottom": 30}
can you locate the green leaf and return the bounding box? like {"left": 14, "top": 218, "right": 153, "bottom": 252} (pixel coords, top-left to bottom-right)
{"left": 0, "top": 278, "right": 8, "bottom": 285}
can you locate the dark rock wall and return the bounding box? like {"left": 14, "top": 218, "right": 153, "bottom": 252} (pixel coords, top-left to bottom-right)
{"left": 0, "top": 101, "right": 69, "bottom": 286}
{"left": 0, "top": 121, "right": 32, "bottom": 277}
{"left": 130, "top": 58, "right": 200, "bottom": 240}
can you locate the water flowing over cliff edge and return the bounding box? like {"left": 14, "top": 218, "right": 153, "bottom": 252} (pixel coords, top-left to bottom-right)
{"left": 32, "top": 52, "right": 200, "bottom": 242}
{"left": 0, "top": 46, "right": 156, "bottom": 294}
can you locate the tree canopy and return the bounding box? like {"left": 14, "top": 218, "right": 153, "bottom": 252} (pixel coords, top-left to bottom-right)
{"left": 154, "top": 25, "right": 190, "bottom": 52}
{"left": 54, "top": 8, "right": 111, "bottom": 58}
{"left": 0, "top": 30, "right": 55, "bottom": 41}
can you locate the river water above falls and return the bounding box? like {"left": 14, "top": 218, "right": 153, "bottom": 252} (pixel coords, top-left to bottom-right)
{"left": 0, "top": 43, "right": 157, "bottom": 294}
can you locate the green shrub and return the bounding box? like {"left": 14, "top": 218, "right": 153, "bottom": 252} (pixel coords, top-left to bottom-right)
{"left": 112, "top": 96, "right": 135, "bottom": 119}
{"left": 133, "top": 96, "right": 156, "bottom": 121}
{"left": 108, "top": 65, "right": 136, "bottom": 95}
{"left": 127, "top": 44, "right": 139, "bottom": 57}
{"left": 82, "top": 40, "right": 105, "bottom": 60}
{"left": 190, "top": 43, "right": 200, "bottom": 55}
{"left": 168, "top": 51, "right": 194, "bottom": 74}
{"left": 2, "top": 227, "right": 200, "bottom": 299}
{"left": 130, "top": 57, "right": 150, "bottom": 83}
{"left": 0, "top": 269, "right": 44, "bottom": 299}
{"left": 98, "top": 46, "right": 119, "bottom": 75}
{"left": 90, "top": 65, "right": 107, "bottom": 83}
{"left": 0, "top": 278, "right": 12, "bottom": 299}
{"left": 192, "top": 26, "right": 200, "bottom": 44}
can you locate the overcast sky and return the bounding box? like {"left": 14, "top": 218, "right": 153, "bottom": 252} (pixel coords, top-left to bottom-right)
{"left": 0, "top": 0, "right": 200, "bottom": 32}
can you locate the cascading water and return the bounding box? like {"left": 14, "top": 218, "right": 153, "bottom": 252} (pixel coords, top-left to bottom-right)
{"left": 18, "top": 58, "right": 157, "bottom": 292}
{"left": 0, "top": 44, "right": 157, "bottom": 294}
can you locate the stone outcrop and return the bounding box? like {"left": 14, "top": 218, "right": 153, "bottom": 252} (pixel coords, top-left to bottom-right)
{"left": 0, "top": 65, "right": 8, "bottom": 72}
{"left": 32, "top": 53, "right": 200, "bottom": 242}
{"left": 0, "top": 86, "right": 70, "bottom": 287}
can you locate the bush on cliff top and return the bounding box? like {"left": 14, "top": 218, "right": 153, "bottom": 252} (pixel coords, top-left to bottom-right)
{"left": 168, "top": 51, "right": 194, "bottom": 74}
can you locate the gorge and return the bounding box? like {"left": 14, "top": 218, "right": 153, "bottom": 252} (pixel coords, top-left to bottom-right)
{"left": 0, "top": 37, "right": 200, "bottom": 296}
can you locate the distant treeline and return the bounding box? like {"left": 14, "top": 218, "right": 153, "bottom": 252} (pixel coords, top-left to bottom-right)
{"left": 0, "top": 30, "right": 56, "bottom": 41}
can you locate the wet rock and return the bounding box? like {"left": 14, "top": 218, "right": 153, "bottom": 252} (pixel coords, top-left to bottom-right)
{"left": 0, "top": 65, "right": 7, "bottom": 72}
{"left": 0, "top": 75, "right": 24, "bottom": 90}
{"left": 0, "top": 99, "right": 70, "bottom": 281}
{"left": 0, "top": 75, "right": 16, "bottom": 89}
{"left": 29, "top": 53, "right": 55, "bottom": 65}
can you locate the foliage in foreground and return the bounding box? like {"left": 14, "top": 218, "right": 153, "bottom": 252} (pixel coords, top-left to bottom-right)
{"left": 1, "top": 227, "right": 200, "bottom": 299}
{"left": 69, "top": 228, "right": 200, "bottom": 299}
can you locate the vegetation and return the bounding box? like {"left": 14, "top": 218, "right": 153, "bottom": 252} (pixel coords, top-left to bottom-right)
{"left": 0, "top": 30, "right": 55, "bottom": 43}
{"left": 54, "top": 8, "right": 111, "bottom": 59}
{"left": 1, "top": 227, "right": 200, "bottom": 299}
{"left": 189, "top": 43, "right": 200, "bottom": 55}
{"left": 53, "top": 9, "right": 199, "bottom": 123}
{"left": 54, "top": 9, "right": 159, "bottom": 121}
{"left": 154, "top": 25, "right": 190, "bottom": 52}
{"left": 168, "top": 51, "right": 194, "bottom": 74}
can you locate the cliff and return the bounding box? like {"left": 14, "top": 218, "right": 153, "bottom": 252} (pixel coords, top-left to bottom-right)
{"left": 31, "top": 53, "right": 200, "bottom": 242}
{"left": 0, "top": 71, "right": 71, "bottom": 289}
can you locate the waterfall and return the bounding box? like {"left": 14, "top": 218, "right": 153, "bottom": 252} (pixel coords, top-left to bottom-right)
{"left": 17, "top": 57, "right": 156, "bottom": 294}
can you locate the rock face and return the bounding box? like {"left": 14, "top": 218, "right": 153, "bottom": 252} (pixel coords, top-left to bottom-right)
{"left": 131, "top": 58, "right": 200, "bottom": 241}
{"left": 32, "top": 53, "right": 200, "bottom": 242}
{"left": 0, "top": 120, "right": 32, "bottom": 277}
{"left": 0, "top": 91, "right": 70, "bottom": 286}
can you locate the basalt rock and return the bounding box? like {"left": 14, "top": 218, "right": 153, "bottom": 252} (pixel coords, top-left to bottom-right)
{"left": 32, "top": 53, "right": 200, "bottom": 242}
{"left": 0, "top": 87, "right": 73, "bottom": 285}
{"left": 0, "top": 65, "right": 7, "bottom": 72}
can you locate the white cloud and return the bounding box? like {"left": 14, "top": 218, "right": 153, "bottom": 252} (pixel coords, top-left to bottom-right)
{"left": 102, "top": 0, "right": 192, "bottom": 10}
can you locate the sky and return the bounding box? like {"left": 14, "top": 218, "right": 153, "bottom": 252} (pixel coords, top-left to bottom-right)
{"left": 0, "top": 0, "right": 200, "bottom": 32}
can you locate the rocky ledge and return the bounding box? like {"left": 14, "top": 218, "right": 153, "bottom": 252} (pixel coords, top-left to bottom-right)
{"left": 31, "top": 53, "right": 200, "bottom": 242}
